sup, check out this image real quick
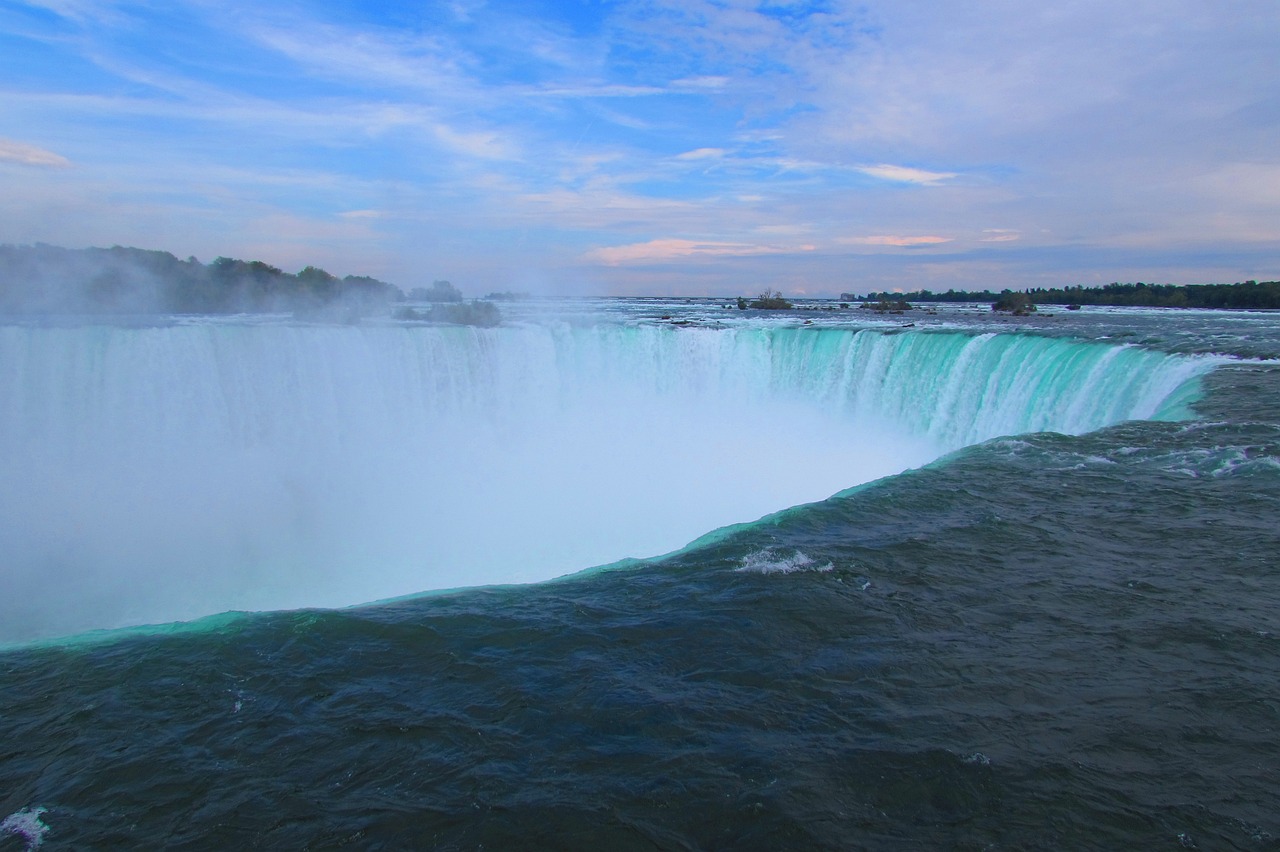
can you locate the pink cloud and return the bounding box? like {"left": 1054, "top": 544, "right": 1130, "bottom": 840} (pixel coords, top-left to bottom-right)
{"left": 585, "top": 238, "right": 812, "bottom": 265}
{"left": 838, "top": 235, "right": 954, "bottom": 247}
{"left": 0, "top": 138, "right": 71, "bottom": 168}
{"left": 856, "top": 164, "right": 957, "bottom": 185}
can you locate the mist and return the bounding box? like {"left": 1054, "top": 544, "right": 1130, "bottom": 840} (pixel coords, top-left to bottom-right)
{"left": 1, "top": 310, "right": 1217, "bottom": 645}
{"left": 0, "top": 320, "right": 938, "bottom": 645}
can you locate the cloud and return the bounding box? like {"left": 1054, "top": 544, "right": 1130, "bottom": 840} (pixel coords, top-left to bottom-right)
{"left": 856, "top": 164, "right": 957, "bottom": 185}
{"left": 585, "top": 238, "right": 811, "bottom": 265}
{"left": 15, "top": 0, "right": 124, "bottom": 25}
{"left": 245, "top": 21, "right": 465, "bottom": 95}
{"left": 672, "top": 76, "right": 730, "bottom": 91}
{"left": 0, "top": 139, "right": 72, "bottom": 168}
{"left": 839, "top": 235, "right": 954, "bottom": 247}
{"left": 531, "top": 84, "right": 668, "bottom": 98}
{"left": 431, "top": 123, "right": 516, "bottom": 160}
{"left": 3, "top": 0, "right": 1278, "bottom": 296}
{"left": 676, "top": 147, "right": 727, "bottom": 160}
{"left": 755, "top": 223, "right": 811, "bottom": 236}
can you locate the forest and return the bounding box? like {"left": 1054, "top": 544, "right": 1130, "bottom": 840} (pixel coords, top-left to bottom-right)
{"left": 848, "top": 280, "right": 1280, "bottom": 309}
{"left": 0, "top": 244, "right": 409, "bottom": 315}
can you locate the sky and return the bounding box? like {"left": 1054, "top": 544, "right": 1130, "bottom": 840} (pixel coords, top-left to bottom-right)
{"left": 1, "top": 0, "right": 1278, "bottom": 297}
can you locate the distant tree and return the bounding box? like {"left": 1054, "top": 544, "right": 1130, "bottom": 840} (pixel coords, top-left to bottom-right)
{"left": 748, "top": 289, "right": 792, "bottom": 309}
{"left": 424, "top": 300, "right": 501, "bottom": 326}
{"left": 992, "top": 291, "right": 1036, "bottom": 315}
{"left": 297, "top": 265, "right": 336, "bottom": 283}
{"left": 862, "top": 298, "right": 913, "bottom": 313}
{"left": 410, "top": 280, "right": 463, "bottom": 302}
{"left": 851, "top": 280, "right": 1278, "bottom": 310}
{"left": 248, "top": 260, "right": 282, "bottom": 276}
{"left": 0, "top": 244, "right": 406, "bottom": 316}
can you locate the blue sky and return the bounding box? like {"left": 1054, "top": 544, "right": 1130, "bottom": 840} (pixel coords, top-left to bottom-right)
{"left": 1, "top": 0, "right": 1278, "bottom": 296}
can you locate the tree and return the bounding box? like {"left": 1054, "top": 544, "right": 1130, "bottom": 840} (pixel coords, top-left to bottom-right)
{"left": 992, "top": 291, "right": 1036, "bottom": 315}
{"left": 748, "top": 289, "right": 792, "bottom": 309}
{"left": 410, "top": 280, "right": 463, "bottom": 302}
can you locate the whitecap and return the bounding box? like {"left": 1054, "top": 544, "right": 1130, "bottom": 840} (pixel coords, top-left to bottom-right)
{"left": 1, "top": 807, "right": 50, "bottom": 851}
{"left": 735, "top": 549, "right": 834, "bottom": 575}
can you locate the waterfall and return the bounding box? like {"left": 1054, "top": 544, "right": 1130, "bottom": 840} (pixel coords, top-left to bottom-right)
{"left": 0, "top": 320, "right": 1218, "bottom": 642}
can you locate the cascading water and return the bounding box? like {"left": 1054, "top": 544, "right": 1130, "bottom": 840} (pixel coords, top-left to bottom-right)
{"left": 0, "top": 319, "right": 1218, "bottom": 643}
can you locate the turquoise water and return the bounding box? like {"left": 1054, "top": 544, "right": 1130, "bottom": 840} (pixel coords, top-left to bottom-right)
{"left": 0, "top": 312, "right": 1220, "bottom": 644}
{"left": 1, "top": 302, "right": 1278, "bottom": 849}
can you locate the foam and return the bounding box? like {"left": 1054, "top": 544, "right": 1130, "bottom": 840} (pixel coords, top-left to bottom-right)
{"left": 736, "top": 549, "right": 834, "bottom": 574}
{"left": 1, "top": 808, "right": 49, "bottom": 851}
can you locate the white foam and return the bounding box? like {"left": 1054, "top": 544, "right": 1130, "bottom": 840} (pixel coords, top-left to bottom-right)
{"left": 1, "top": 808, "right": 49, "bottom": 851}
{"left": 736, "top": 549, "right": 834, "bottom": 575}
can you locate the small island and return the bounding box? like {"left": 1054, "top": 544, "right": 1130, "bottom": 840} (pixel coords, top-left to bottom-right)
{"left": 394, "top": 301, "right": 501, "bottom": 327}
{"left": 991, "top": 291, "right": 1036, "bottom": 315}
{"left": 861, "top": 298, "right": 913, "bottom": 314}
{"left": 737, "top": 289, "right": 793, "bottom": 310}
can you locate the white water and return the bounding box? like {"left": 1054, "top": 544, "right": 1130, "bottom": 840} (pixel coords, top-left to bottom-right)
{"left": 0, "top": 319, "right": 1216, "bottom": 643}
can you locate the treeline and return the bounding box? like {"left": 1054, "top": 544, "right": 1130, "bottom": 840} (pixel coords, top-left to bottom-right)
{"left": 848, "top": 288, "right": 1003, "bottom": 304}
{"left": 0, "top": 244, "right": 406, "bottom": 316}
{"left": 849, "top": 280, "right": 1280, "bottom": 309}
{"left": 1024, "top": 281, "right": 1280, "bottom": 309}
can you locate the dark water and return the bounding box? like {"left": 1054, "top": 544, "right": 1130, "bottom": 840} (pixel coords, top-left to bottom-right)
{"left": 2, "top": 306, "right": 1279, "bottom": 850}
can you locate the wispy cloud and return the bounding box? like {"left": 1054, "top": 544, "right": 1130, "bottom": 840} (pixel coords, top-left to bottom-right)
{"left": 431, "top": 124, "right": 517, "bottom": 161}
{"left": 338, "top": 209, "right": 385, "bottom": 220}
{"left": 839, "top": 235, "right": 954, "bottom": 248}
{"left": 672, "top": 76, "right": 730, "bottom": 91}
{"left": 15, "top": 0, "right": 125, "bottom": 25}
{"left": 980, "top": 229, "right": 1020, "bottom": 243}
{"left": 585, "top": 238, "right": 812, "bottom": 265}
{"left": 530, "top": 83, "right": 670, "bottom": 98}
{"left": 0, "top": 139, "right": 71, "bottom": 168}
{"left": 245, "top": 21, "right": 465, "bottom": 95}
{"left": 856, "top": 164, "right": 958, "bottom": 186}
{"left": 676, "top": 147, "right": 727, "bottom": 160}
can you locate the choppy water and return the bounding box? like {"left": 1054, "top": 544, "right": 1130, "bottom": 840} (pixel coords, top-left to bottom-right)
{"left": 2, "top": 302, "right": 1278, "bottom": 850}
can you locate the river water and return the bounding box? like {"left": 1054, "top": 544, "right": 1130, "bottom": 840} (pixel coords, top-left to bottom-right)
{"left": 1, "top": 301, "right": 1277, "bottom": 849}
